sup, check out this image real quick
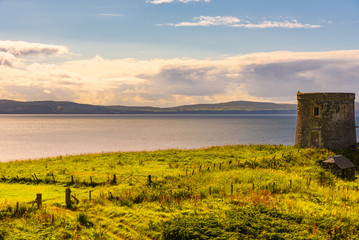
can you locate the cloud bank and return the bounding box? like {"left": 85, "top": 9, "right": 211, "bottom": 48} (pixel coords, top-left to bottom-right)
{"left": 1, "top": 40, "right": 358, "bottom": 106}
{"left": 0, "top": 40, "right": 69, "bottom": 57}
{"left": 165, "top": 16, "right": 321, "bottom": 29}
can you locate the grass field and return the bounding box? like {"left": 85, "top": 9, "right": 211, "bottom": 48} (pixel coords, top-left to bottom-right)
{"left": 1, "top": 145, "right": 359, "bottom": 239}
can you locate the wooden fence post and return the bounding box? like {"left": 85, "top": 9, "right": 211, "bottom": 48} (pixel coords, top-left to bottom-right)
{"left": 36, "top": 193, "right": 42, "bottom": 209}
{"left": 16, "top": 202, "right": 19, "bottom": 214}
{"left": 51, "top": 174, "right": 56, "bottom": 184}
{"left": 34, "top": 174, "right": 38, "bottom": 185}
{"left": 148, "top": 175, "right": 152, "bottom": 186}
{"left": 89, "top": 190, "right": 92, "bottom": 201}
{"left": 66, "top": 188, "right": 72, "bottom": 209}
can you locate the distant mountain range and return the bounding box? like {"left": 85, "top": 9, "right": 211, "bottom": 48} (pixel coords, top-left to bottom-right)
{"left": 0, "top": 99, "right": 298, "bottom": 114}
{"left": 0, "top": 99, "right": 358, "bottom": 114}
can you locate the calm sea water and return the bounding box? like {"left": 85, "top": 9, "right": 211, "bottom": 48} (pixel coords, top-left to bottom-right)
{"left": 0, "top": 114, "right": 358, "bottom": 162}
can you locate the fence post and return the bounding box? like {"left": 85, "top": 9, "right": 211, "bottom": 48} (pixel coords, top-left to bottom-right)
{"left": 66, "top": 188, "right": 72, "bottom": 209}
{"left": 89, "top": 190, "right": 92, "bottom": 201}
{"left": 34, "top": 174, "right": 38, "bottom": 185}
{"left": 112, "top": 174, "right": 117, "bottom": 184}
{"left": 36, "top": 193, "right": 42, "bottom": 209}
{"left": 51, "top": 174, "right": 56, "bottom": 184}
{"left": 148, "top": 175, "right": 152, "bottom": 186}
{"left": 16, "top": 202, "right": 19, "bottom": 214}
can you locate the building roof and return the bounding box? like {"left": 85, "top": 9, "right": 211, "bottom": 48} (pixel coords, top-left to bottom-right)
{"left": 323, "top": 155, "right": 355, "bottom": 169}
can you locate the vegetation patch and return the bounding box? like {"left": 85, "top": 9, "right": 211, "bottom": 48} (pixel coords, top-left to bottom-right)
{"left": 0, "top": 145, "right": 359, "bottom": 239}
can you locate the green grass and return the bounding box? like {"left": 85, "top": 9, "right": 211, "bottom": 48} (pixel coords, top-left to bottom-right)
{"left": 1, "top": 145, "right": 359, "bottom": 239}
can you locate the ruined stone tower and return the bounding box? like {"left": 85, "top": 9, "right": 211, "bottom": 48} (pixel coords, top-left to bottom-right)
{"left": 295, "top": 92, "right": 356, "bottom": 149}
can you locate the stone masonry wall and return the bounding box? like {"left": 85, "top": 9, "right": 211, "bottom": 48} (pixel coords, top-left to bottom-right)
{"left": 295, "top": 93, "right": 356, "bottom": 149}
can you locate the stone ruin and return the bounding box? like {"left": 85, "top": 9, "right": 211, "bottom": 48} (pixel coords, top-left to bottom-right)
{"left": 295, "top": 92, "right": 356, "bottom": 149}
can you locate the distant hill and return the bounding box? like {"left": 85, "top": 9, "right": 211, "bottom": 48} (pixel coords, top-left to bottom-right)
{"left": 0, "top": 99, "right": 299, "bottom": 114}
{"left": 0, "top": 100, "right": 112, "bottom": 114}
{"left": 2, "top": 99, "right": 359, "bottom": 114}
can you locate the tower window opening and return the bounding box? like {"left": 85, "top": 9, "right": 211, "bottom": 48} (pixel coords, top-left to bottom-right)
{"left": 314, "top": 107, "right": 319, "bottom": 116}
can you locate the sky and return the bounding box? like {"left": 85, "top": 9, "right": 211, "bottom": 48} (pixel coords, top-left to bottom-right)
{"left": 0, "top": 0, "right": 359, "bottom": 107}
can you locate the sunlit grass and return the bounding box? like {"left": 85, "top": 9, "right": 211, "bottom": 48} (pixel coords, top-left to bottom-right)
{"left": 0, "top": 145, "right": 359, "bottom": 239}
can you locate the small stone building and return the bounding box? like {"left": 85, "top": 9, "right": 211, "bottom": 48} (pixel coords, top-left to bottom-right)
{"left": 295, "top": 92, "right": 357, "bottom": 149}
{"left": 322, "top": 155, "right": 355, "bottom": 179}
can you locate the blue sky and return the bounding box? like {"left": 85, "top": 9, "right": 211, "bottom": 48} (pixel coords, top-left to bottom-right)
{"left": 0, "top": 0, "right": 359, "bottom": 106}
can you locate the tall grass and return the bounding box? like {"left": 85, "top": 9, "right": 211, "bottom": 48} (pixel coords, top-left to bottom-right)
{"left": 0, "top": 145, "right": 359, "bottom": 239}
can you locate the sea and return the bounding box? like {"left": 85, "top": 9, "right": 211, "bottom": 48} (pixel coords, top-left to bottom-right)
{"left": 1, "top": 114, "right": 358, "bottom": 162}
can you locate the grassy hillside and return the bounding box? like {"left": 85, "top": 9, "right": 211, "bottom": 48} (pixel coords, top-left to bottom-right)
{"left": 1, "top": 145, "right": 359, "bottom": 239}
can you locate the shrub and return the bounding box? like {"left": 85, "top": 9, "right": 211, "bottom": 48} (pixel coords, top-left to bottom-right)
{"left": 160, "top": 206, "right": 317, "bottom": 239}
{"left": 161, "top": 214, "right": 232, "bottom": 240}
{"left": 316, "top": 169, "right": 336, "bottom": 187}
{"left": 119, "top": 199, "right": 133, "bottom": 207}
{"left": 77, "top": 212, "right": 93, "bottom": 228}
{"left": 0, "top": 229, "right": 7, "bottom": 240}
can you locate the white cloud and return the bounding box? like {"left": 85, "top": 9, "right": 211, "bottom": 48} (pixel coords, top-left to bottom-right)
{"left": 0, "top": 40, "right": 69, "bottom": 57}
{"left": 165, "top": 16, "right": 321, "bottom": 29}
{"left": 233, "top": 20, "right": 321, "bottom": 29}
{"left": 0, "top": 52, "right": 19, "bottom": 67}
{"left": 147, "top": 0, "right": 210, "bottom": 4}
{"left": 169, "top": 16, "right": 241, "bottom": 27}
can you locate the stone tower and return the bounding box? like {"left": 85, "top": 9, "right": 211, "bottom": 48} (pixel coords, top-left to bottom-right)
{"left": 295, "top": 92, "right": 356, "bottom": 149}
